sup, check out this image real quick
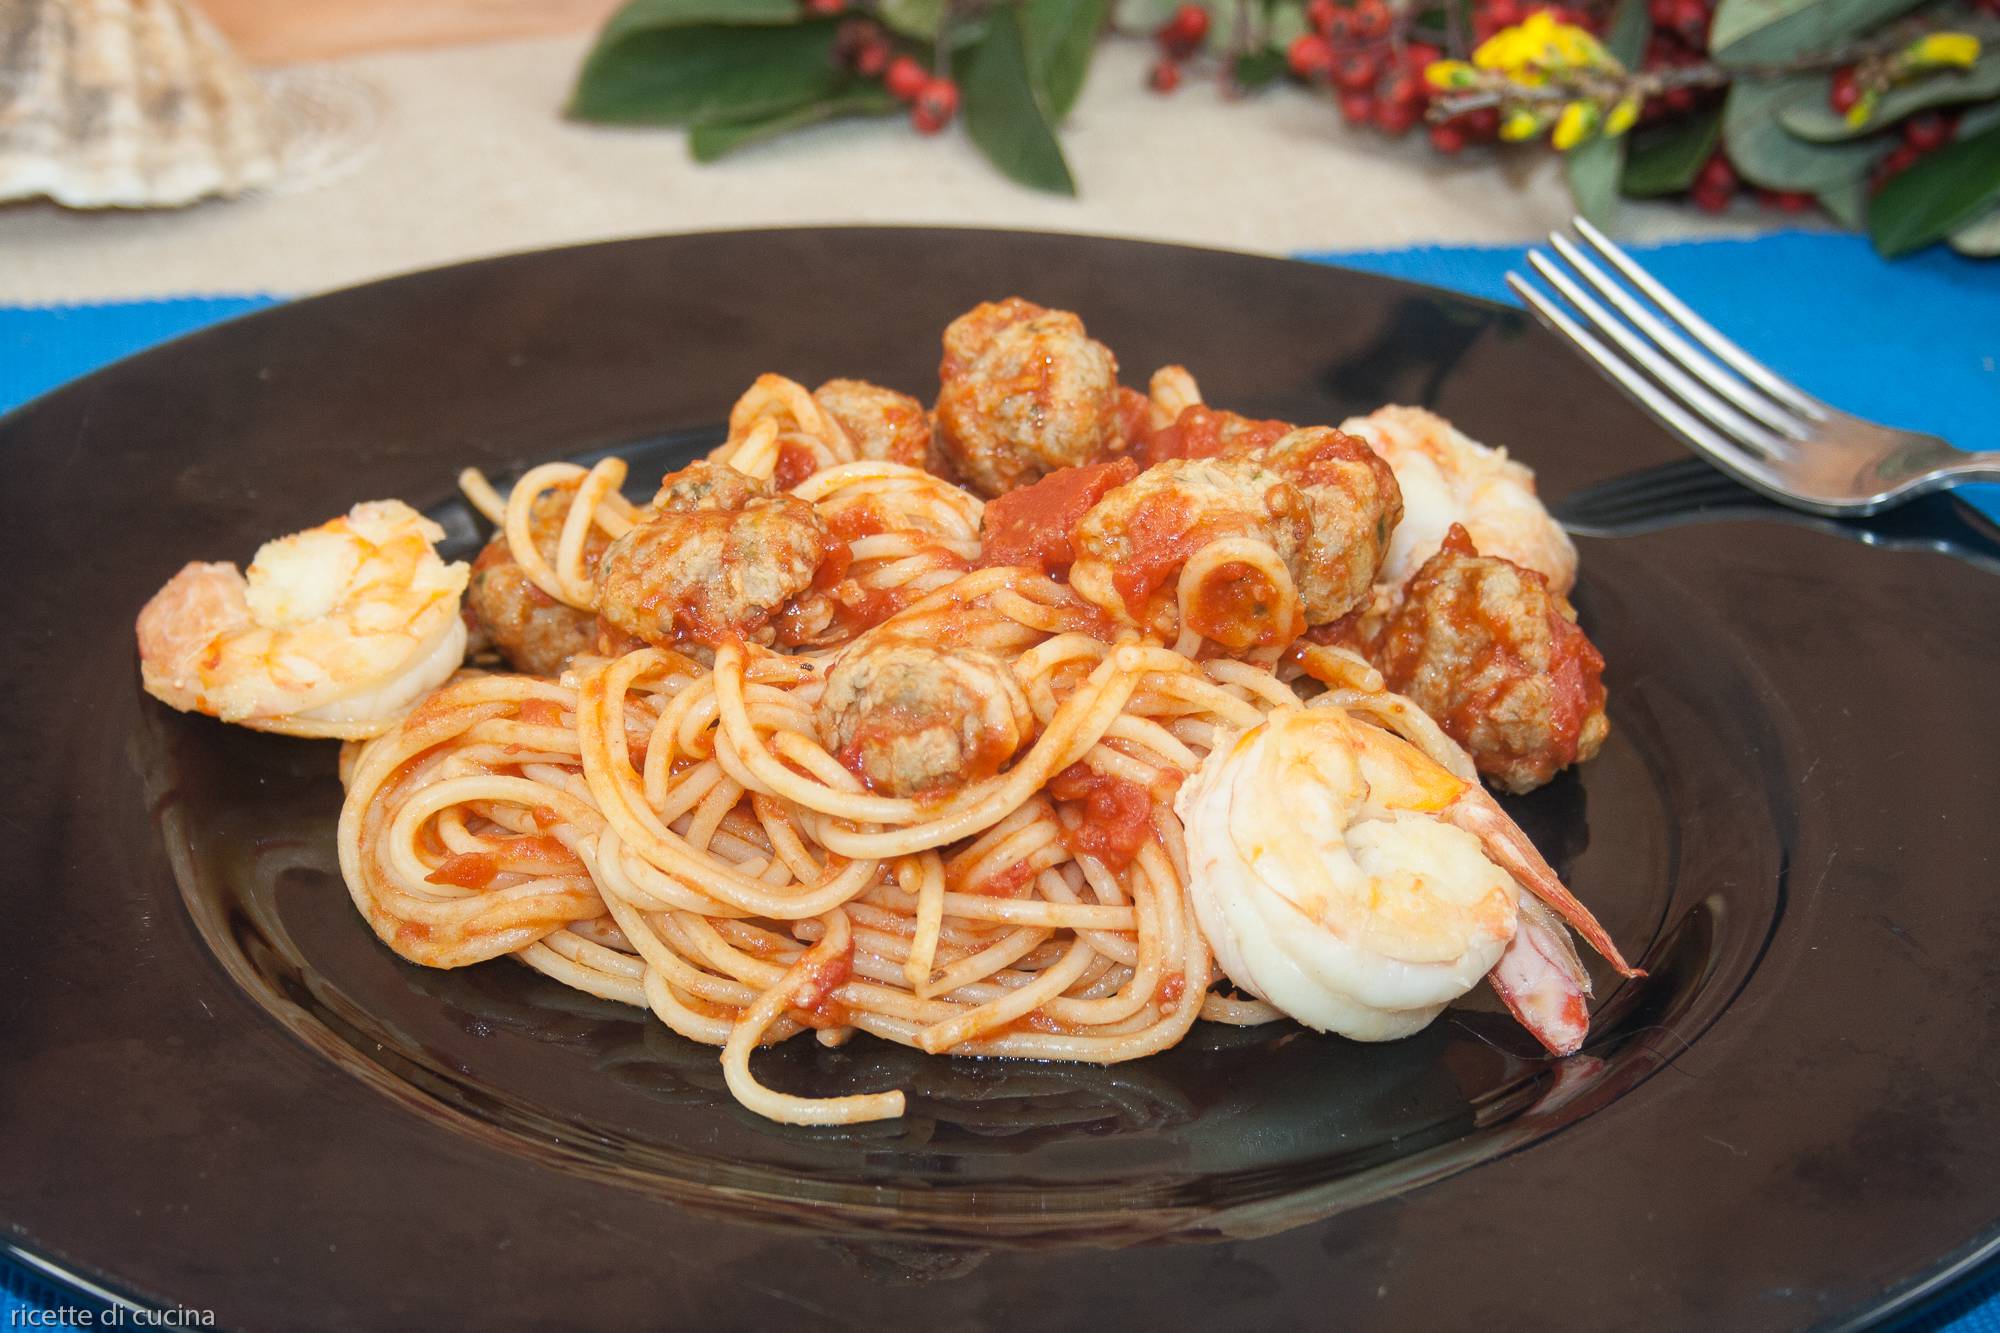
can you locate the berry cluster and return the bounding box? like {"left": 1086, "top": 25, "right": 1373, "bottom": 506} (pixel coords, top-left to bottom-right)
{"left": 831, "top": 13, "right": 961, "bottom": 133}
{"left": 1283, "top": 0, "right": 1505, "bottom": 148}
{"left": 1871, "top": 108, "right": 1960, "bottom": 188}
{"left": 1148, "top": 3, "right": 1211, "bottom": 88}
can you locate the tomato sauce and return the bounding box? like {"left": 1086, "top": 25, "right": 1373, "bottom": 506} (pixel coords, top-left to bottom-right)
{"left": 774, "top": 441, "right": 818, "bottom": 492}
{"left": 978, "top": 458, "right": 1139, "bottom": 575}
{"left": 425, "top": 835, "right": 586, "bottom": 889}
{"left": 787, "top": 941, "right": 855, "bottom": 1028}
{"left": 1185, "top": 560, "right": 1304, "bottom": 650}
{"left": 1141, "top": 405, "right": 1291, "bottom": 468}
{"left": 1048, "top": 762, "right": 1154, "bottom": 871}
{"left": 1109, "top": 492, "right": 1211, "bottom": 617}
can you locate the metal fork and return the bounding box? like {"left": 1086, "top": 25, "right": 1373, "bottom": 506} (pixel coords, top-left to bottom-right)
{"left": 1507, "top": 217, "right": 2000, "bottom": 517}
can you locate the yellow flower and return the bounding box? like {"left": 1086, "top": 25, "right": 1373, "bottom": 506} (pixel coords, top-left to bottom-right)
{"left": 1903, "top": 32, "right": 1981, "bottom": 70}
{"left": 1500, "top": 106, "right": 1547, "bottom": 141}
{"left": 1552, "top": 100, "right": 1599, "bottom": 150}
{"left": 1842, "top": 88, "right": 1879, "bottom": 128}
{"left": 1424, "top": 59, "right": 1480, "bottom": 90}
{"left": 1475, "top": 11, "right": 1616, "bottom": 76}
{"left": 1603, "top": 96, "right": 1639, "bottom": 138}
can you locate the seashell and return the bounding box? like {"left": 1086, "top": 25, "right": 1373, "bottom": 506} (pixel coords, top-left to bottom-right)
{"left": 0, "top": 0, "right": 283, "bottom": 208}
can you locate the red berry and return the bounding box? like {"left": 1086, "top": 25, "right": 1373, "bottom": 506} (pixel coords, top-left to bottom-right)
{"left": 1761, "top": 190, "right": 1813, "bottom": 213}
{"left": 885, "top": 55, "right": 929, "bottom": 102}
{"left": 1664, "top": 86, "right": 1697, "bottom": 114}
{"left": 1486, "top": 0, "right": 1523, "bottom": 25}
{"left": 856, "top": 39, "right": 888, "bottom": 76}
{"left": 1672, "top": 0, "right": 1708, "bottom": 39}
{"left": 1429, "top": 123, "right": 1467, "bottom": 153}
{"left": 1382, "top": 74, "right": 1425, "bottom": 109}
{"left": 1159, "top": 3, "right": 1209, "bottom": 55}
{"left": 1324, "top": 5, "right": 1355, "bottom": 41}
{"left": 1697, "top": 153, "right": 1735, "bottom": 190}
{"left": 1877, "top": 143, "right": 1921, "bottom": 181}
{"left": 1829, "top": 67, "right": 1860, "bottom": 114}
{"left": 1403, "top": 41, "right": 1442, "bottom": 70}
{"left": 1289, "top": 33, "right": 1335, "bottom": 78}
{"left": 1353, "top": 0, "right": 1392, "bottom": 38}
{"left": 1901, "top": 111, "right": 1953, "bottom": 152}
{"left": 1149, "top": 58, "right": 1182, "bottom": 92}
{"left": 911, "top": 77, "right": 958, "bottom": 133}
{"left": 1465, "top": 106, "right": 1501, "bottom": 138}
{"left": 804, "top": 0, "right": 845, "bottom": 14}
{"left": 1307, "top": 0, "right": 1341, "bottom": 35}
{"left": 1691, "top": 184, "right": 1731, "bottom": 213}
{"left": 1333, "top": 51, "right": 1383, "bottom": 91}
{"left": 1648, "top": 0, "right": 1677, "bottom": 24}
{"left": 1339, "top": 90, "right": 1376, "bottom": 123}
{"left": 1374, "top": 100, "right": 1417, "bottom": 135}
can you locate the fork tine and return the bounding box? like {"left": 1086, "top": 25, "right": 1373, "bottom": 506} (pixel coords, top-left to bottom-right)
{"left": 1546, "top": 233, "right": 1810, "bottom": 440}
{"left": 1571, "top": 217, "right": 1830, "bottom": 421}
{"left": 1525, "top": 251, "right": 1791, "bottom": 459}
{"left": 1506, "top": 271, "right": 1789, "bottom": 499}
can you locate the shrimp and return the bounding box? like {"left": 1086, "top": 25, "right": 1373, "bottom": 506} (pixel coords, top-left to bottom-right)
{"left": 1176, "top": 704, "right": 1639, "bottom": 1055}
{"left": 1341, "top": 405, "right": 1578, "bottom": 594}
{"left": 135, "top": 500, "right": 470, "bottom": 739}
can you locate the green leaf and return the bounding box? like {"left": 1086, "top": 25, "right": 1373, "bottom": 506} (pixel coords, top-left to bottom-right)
{"left": 1722, "top": 73, "right": 1885, "bottom": 191}
{"left": 1603, "top": 0, "right": 1651, "bottom": 66}
{"left": 1232, "top": 47, "right": 1289, "bottom": 91}
{"left": 1948, "top": 202, "right": 2000, "bottom": 254}
{"left": 1778, "top": 54, "right": 2000, "bottom": 141}
{"left": 594, "top": 0, "right": 805, "bottom": 39}
{"left": 1566, "top": 128, "right": 1628, "bottom": 225}
{"left": 689, "top": 85, "right": 900, "bottom": 160}
{"left": 876, "top": 0, "right": 990, "bottom": 47}
{"left": 570, "top": 20, "right": 842, "bottom": 124}
{"left": 1021, "top": 0, "right": 1110, "bottom": 118}
{"left": 1817, "top": 174, "right": 1869, "bottom": 226}
{"left": 1620, "top": 106, "right": 1722, "bottom": 196}
{"left": 1868, "top": 121, "right": 2000, "bottom": 256}
{"left": 1266, "top": 0, "right": 1311, "bottom": 49}
{"left": 1709, "top": 0, "right": 1927, "bottom": 64}
{"left": 960, "top": 10, "right": 1078, "bottom": 194}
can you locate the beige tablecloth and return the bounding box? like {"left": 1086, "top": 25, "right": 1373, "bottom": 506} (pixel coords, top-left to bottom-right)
{"left": 0, "top": 36, "right": 1762, "bottom": 304}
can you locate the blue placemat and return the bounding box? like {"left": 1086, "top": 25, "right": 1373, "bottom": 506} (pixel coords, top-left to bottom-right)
{"left": 2, "top": 230, "right": 1996, "bottom": 1327}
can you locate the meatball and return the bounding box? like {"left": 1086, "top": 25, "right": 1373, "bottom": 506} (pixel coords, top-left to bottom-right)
{"left": 813, "top": 379, "right": 933, "bottom": 470}
{"left": 934, "top": 298, "right": 1124, "bottom": 496}
{"left": 1069, "top": 457, "right": 1311, "bottom": 649}
{"left": 1371, "top": 525, "right": 1608, "bottom": 794}
{"left": 814, "top": 637, "right": 1034, "bottom": 798}
{"left": 464, "top": 489, "right": 602, "bottom": 676}
{"left": 1259, "top": 427, "right": 1403, "bottom": 626}
{"left": 596, "top": 460, "right": 839, "bottom": 650}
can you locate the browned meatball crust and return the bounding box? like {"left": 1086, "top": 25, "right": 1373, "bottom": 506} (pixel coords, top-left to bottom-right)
{"left": 1259, "top": 427, "right": 1403, "bottom": 626}
{"left": 813, "top": 378, "right": 934, "bottom": 470}
{"left": 596, "top": 461, "right": 840, "bottom": 650}
{"left": 814, "top": 638, "right": 1034, "bottom": 798}
{"left": 934, "top": 298, "right": 1124, "bottom": 497}
{"left": 1069, "top": 457, "right": 1312, "bottom": 649}
{"left": 464, "top": 489, "right": 603, "bottom": 676}
{"left": 1372, "top": 525, "right": 1608, "bottom": 794}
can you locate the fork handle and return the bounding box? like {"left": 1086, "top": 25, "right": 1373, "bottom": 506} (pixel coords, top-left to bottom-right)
{"left": 1936, "top": 454, "right": 2000, "bottom": 489}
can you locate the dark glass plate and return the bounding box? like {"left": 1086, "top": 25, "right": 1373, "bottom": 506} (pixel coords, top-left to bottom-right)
{"left": 2, "top": 229, "right": 1995, "bottom": 1330}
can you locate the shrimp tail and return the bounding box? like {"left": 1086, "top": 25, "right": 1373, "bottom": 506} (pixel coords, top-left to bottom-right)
{"left": 1488, "top": 893, "right": 1592, "bottom": 1057}
{"left": 1448, "top": 787, "right": 1645, "bottom": 979}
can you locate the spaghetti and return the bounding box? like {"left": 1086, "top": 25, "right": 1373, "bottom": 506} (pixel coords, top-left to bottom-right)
{"left": 138, "top": 298, "right": 1636, "bottom": 1127}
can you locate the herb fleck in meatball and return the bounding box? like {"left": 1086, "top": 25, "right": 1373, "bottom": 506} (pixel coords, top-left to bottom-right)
{"left": 813, "top": 379, "right": 934, "bottom": 470}
{"left": 935, "top": 298, "right": 1124, "bottom": 497}
{"left": 814, "top": 637, "right": 1034, "bottom": 797}
{"left": 596, "top": 461, "right": 840, "bottom": 650}
{"left": 1371, "top": 525, "right": 1608, "bottom": 794}
{"left": 464, "top": 489, "right": 602, "bottom": 676}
